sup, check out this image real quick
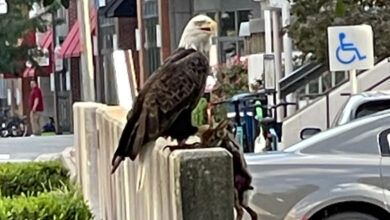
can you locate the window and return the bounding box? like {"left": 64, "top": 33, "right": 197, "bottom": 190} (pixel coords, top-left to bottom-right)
{"left": 200, "top": 9, "right": 250, "bottom": 62}
{"left": 378, "top": 129, "right": 390, "bottom": 156}
{"left": 220, "top": 11, "right": 236, "bottom": 37}
{"left": 206, "top": 12, "right": 217, "bottom": 22}
{"left": 308, "top": 79, "right": 319, "bottom": 94}
{"left": 335, "top": 71, "right": 347, "bottom": 85}
{"left": 237, "top": 10, "right": 250, "bottom": 25}
{"left": 355, "top": 100, "right": 390, "bottom": 119}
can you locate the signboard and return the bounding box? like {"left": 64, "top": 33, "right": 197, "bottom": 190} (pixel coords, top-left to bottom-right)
{"left": 0, "top": 0, "right": 7, "bottom": 14}
{"left": 34, "top": 48, "right": 50, "bottom": 66}
{"left": 55, "top": 46, "right": 63, "bottom": 71}
{"left": 328, "top": 25, "right": 374, "bottom": 71}
{"left": 97, "top": 0, "right": 106, "bottom": 8}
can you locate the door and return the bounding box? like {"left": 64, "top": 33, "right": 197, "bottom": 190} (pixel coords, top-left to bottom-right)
{"left": 57, "top": 91, "right": 71, "bottom": 132}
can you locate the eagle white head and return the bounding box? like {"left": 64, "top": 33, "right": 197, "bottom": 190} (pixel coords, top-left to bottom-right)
{"left": 179, "top": 14, "right": 218, "bottom": 55}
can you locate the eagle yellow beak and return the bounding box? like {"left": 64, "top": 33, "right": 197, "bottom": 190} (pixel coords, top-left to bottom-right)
{"left": 200, "top": 20, "right": 218, "bottom": 36}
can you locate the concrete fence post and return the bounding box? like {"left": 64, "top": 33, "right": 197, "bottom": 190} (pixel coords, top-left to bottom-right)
{"left": 73, "top": 102, "right": 104, "bottom": 220}
{"left": 170, "top": 148, "right": 234, "bottom": 220}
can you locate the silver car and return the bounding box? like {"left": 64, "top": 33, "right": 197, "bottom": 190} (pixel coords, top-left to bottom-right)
{"left": 246, "top": 110, "right": 390, "bottom": 220}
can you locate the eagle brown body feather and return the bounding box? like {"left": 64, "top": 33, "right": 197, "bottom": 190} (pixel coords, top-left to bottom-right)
{"left": 112, "top": 48, "right": 209, "bottom": 166}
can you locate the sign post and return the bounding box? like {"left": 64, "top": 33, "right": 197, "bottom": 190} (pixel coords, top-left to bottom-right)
{"left": 328, "top": 25, "right": 374, "bottom": 94}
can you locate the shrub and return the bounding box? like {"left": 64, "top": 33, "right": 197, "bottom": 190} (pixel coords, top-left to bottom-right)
{"left": 0, "top": 161, "right": 70, "bottom": 197}
{"left": 0, "top": 189, "right": 92, "bottom": 220}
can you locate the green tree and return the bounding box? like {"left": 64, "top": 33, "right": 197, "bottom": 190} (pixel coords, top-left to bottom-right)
{"left": 0, "top": 0, "right": 68, "bottom": 75}
{"left": 289, "top": 0, "right": 390, "bottom": 64}
{"left": 0, "top": 0, "right": 48, "bottom": 75}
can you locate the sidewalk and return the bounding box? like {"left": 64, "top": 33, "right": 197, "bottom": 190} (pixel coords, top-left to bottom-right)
{"left": 0, "top": 135, "right": 73, "bottom": 162}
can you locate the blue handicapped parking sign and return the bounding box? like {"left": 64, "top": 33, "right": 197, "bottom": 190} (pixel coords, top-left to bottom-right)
{"left": 328, "top": 25, "right": 373, "bottom": 71}
{"left": 336, "top": 32, "right": 367, "bottom": 64}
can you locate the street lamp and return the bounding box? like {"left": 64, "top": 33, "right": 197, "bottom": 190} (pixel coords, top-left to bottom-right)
{"left": 0, "top": 0, "right": 8, "bottom": 15}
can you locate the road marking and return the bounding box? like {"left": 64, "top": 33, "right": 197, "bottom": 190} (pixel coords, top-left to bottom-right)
{"left": 0, "top": 154, "right": 10, "bottom": 160}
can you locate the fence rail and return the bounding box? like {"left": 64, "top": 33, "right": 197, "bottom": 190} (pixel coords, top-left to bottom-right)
{"left": 73, "top": 102, "right": 234, "bottom": 220}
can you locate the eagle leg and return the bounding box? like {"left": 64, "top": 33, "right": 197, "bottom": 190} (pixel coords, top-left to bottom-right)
{"left": 164, "top": 140, "right": 202, "bottom": 151}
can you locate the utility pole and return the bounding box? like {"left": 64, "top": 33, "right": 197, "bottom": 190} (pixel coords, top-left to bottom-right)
{"left": 281, "top": 2, "right": 295, "bottom": 115}
{"left": 52, "top": 11, "right": 62, "bottom": 134}
{"left": 272, "top": 10, "right": 283, "bottom": 122}
{"left": 95, "top": 14, "right": 104, "bottom": 103}
{"left": 78, "top": 0, "right": 95, "bottom": 101}
{"left": 260, "top": 0, "right": 294, "bottom": 120}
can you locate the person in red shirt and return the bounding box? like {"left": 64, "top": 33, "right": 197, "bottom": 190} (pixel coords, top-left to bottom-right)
{"left": 29, "top": 79, "right": 44, "bottom": 136}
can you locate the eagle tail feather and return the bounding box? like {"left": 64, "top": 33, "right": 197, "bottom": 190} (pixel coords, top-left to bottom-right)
{"left": 112, "top": 105, "right": 145, "bottom": 173}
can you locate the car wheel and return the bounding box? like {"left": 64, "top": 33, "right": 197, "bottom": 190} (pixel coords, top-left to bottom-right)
{"left": 325, "top": 212, "right": 379, "bottom": 220}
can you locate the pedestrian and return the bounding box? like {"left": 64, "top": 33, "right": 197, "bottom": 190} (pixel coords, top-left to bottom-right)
{"left": 29, "top": 79, "right": 44, "bottom": 136}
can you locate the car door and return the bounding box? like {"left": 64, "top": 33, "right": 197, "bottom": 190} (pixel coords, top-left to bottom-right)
{"left": 379, "top": 128, "right": 390, "bottom": 207}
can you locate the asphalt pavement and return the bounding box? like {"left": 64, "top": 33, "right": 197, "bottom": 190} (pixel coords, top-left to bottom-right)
{"left": 0, "top": 135, "right": 73, "bottom": 162}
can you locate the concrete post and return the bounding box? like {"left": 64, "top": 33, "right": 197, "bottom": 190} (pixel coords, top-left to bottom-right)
{"left": 73, "top": 102, "right": 103, "bottom": 220}
{"left": 170, "top": 148, "right": 234, "bottom": 220}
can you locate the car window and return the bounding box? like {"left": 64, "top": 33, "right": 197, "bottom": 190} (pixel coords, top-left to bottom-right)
{"left": 300, "top": 123, "right": 381, "bottom": 155}
{"left": 332, "top": 96, "right": 362, "bottom": 127}
{"left": 378, "top": 129, "right": 390, "bottom": 156}
{"left": 286, "top": 113, "right": 390, "bottom": 155}
{"left": 355, "top": 100, "right": 390, "bottom": 119}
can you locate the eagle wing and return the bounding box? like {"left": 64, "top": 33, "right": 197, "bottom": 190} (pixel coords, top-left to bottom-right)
{"left": 112, "top": 48, "right": 209, "bottom": 163}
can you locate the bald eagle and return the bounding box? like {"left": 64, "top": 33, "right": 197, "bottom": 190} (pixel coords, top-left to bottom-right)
{"left": 111, "top": 15, "right": 217, "bottom": 176}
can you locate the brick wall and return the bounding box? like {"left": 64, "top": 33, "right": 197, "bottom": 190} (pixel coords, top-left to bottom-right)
{"left": 68, "top": 0, "right": 78, "bottom": 27}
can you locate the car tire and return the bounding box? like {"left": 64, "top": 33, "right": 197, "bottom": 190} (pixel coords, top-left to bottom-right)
{"left": 325, "top": 212, "right": 379, "bottom": 220}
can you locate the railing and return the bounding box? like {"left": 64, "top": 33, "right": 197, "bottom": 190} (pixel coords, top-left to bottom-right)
{"left": 73, "top": 102, "right": 234, "bottom": 220}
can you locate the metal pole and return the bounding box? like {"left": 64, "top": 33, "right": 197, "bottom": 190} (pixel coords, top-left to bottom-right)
{"left": 282, "top": 2, "right": 296, "bottom": 116}
{"left": 350, "top": 69, "right": 358, "bottom": 94}
{"left": 95, "top": 13, "right": 105, "bottom": 103}
{"left": 264, "top": 10, "right": 272, "bottom": 54}
{"left": 272, "top": 10, "right": 283, "bottom": 123}
{"left": 282, "top": 2, "right": 292, "bottom": 76}
{"left": 52, "top": 11, "right": 62, "bottom": 134}
{"left": 264, "top": 9, "right": 274, "bottom": 111}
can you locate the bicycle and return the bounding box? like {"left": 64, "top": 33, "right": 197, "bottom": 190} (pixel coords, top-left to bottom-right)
{"left": 210, "top": 90, "right": 271, "bottom": 152}
{"left": 248, "top": 102, "right": 297, "bottom": 151}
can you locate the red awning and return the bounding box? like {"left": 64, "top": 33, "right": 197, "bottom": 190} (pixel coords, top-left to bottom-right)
{"left": 21, "top": 29, "right": 54, "bottom": 78}
{"left": 59, "top": 9, "right": 97, "bottom": 58}
{"left": 22, "top": 66, "right": 51, "bottom": 78}
{"left": 22, "top": 68, "right": 35, "bottom": 78}
{"left": 39, "top": 29, "right": 53, "bottom": 49}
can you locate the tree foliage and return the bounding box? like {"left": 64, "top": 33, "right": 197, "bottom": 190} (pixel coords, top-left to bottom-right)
{"left": 0, "top": 0, "right": 68, "bottom": 75}
{"left": 289, "top": 0, "right": 390, "bottom": 64}
{"left": 0, "top": 0, "right": 49, "bottom": 75}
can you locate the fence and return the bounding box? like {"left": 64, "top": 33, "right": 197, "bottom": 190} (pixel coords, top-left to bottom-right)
{"left": 73, "top": 102, "right": 234, "bottom": 220}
